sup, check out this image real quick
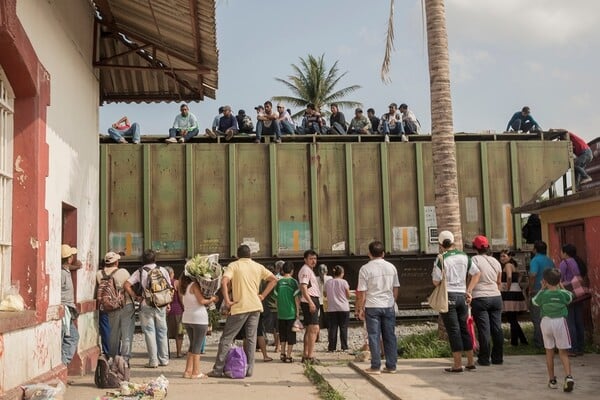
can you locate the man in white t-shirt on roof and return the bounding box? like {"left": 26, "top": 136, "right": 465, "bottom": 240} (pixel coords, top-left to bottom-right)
{"left": 355, "top": 240, "right": 400, "bottom": 375}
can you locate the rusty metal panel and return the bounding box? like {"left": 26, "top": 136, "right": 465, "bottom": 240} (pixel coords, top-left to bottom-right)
{"left": 486, "top": 142, "right": 514, "bottom": 248}
{"left": 105, "top": 146, "right": 144, "bottom": 259}
{"left": 236, "top": 144, "right": 270, "bottom": 257}
{"left": 315, "top": 144, "right": 348, "bottom": 256}
{"left": 351, "top": 143, "right": 383, "bottom": 255}
{"left": 192, "top": 146, "right": 229, "bottom": 256}
{"left": 388, "top": 143, "right": 419, "bottom": 253}
{"left": 276, "top": 144, "right": 311, "bottom": 255}
{"left": 149, "top": 145, "right": 186, "bottom": 258}
{"left": 456, "top": 143, "right": 484, "bottom": 243}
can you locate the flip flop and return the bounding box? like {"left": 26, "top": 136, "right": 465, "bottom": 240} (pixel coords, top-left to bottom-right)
{"left": 264, "top": 357, "right": 273, "bottom": 362}
{"left": 444, "top": 367, "right": 464, "bottom": 373}
{"left": 191, "top": 373, "right": 207, "bottom": 379}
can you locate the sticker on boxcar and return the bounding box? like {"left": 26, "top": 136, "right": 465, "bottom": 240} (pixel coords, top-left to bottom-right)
{"left": 332, "top": 241, "right": 346, "bottom": 251}
{"left": 465, "top": 197, "right": 479, "bottom": 222}
{"left": 392, "top": 227, "right": 419, "bottom": 252}
{"left": 242, "top": 238, "right": 260, "bottom": 254}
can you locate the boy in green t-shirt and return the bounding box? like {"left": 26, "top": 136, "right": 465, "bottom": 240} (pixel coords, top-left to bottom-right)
{"left": 274, "top": 261, "right": 300, "bottom": 362}
{"left": 532, "top": 268, "right": 574, "bottom": 392}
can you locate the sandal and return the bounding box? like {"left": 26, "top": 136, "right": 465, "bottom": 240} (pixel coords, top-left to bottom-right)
{"left": 465, "top": 365, "right": 476, "bottom": 371}
{"left": 444, "top": 367, "right": 464, "bottom": 373}
{"left": 280, "top": 353, "right": 287, "bottom": 362}
{"left": 264, "top": 356, "right": 273, "bottom": 362}
{"left": 191, "top": 373, "right": 206, "bottom": 379}
{"left": 284, "top": 357, "right": 293, "bottom": 363}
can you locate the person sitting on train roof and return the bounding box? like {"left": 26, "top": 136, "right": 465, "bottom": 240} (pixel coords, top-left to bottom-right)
{"left": 506, "top": 106, "right": 542, "bottom": 133}
{"left": 211, "top": 106, "right": 225, "bottom": 131}
{"left": 399, "top": 103, "right": 421, "bottom": 135}
{"left": 326, "top": 103, "right": 348, "bottom": 135}
{"left": 566, "top": 131, "right": 593, "bottom": 186}
{"left": 297, "top": 103, "right": 324, "bottom": 135}
{"left": 205, "top": 105, "right": 239, "bottom": 141}
{"left": 276, "top": 102, "right": 296, "bottom": 135}
{"left": 347, "top": 108, "right": 371, "bottom": 135}
{"left": 379, "top": 103, "right": 402, "bottom": 135}
{"left": 255, "top": 101, "right": 282, "bottom": 143}
{"left": 367, "top": 108, "right": 380, "bottom": 134}
{"left": 166, "top": 103, "right": 200, "bottom": 143}
{"left": 107, "top": 116, "right": 141, "bottom": 144}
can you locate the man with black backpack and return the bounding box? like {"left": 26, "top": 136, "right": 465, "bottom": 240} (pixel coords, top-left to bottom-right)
{"left": 96, "top": 251, "right": 135, "bottom": 364}
{"left": 124, "top": 249, "right": 173, "bottom": 368}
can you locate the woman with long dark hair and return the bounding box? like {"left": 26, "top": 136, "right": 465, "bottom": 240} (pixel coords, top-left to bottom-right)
{"left": 559, "top": 244, "right": 587, "bottom": 356}
{"left": 498, "top": 250, "right": 528, "bottom": 346}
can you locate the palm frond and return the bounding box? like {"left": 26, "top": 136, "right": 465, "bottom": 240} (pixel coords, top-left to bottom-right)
{"left": 381, "top": 0, "right": 395, "bottom": 84}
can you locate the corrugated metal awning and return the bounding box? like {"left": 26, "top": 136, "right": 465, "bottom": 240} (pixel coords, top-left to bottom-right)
{"left": 93, "top": 0, "right": 218, "bottom": 104}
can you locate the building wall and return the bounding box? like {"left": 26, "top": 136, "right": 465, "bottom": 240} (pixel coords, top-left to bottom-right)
{"left": 540, "top": 201, "right": 600, "bottom": 344}
{"left": 0, "top": 0, "right": 99, "bottom": 397}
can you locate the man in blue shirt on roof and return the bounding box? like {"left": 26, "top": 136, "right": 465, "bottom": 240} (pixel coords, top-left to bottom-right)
{"left": 506, "top": 106, "right": 542, "bottom": 133}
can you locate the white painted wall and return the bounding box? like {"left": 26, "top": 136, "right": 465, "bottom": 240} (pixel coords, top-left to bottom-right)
{"left": 7, "top": 0, "right": 101, "bottom": 383}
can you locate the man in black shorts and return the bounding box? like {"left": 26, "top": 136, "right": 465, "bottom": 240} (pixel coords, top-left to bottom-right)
{"left": 299, "top": 249, "right": 320, "bottom": 363}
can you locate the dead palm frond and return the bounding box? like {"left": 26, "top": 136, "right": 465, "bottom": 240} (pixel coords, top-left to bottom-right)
{"left": 381, "top": 0, "right": 395, "bottom": 84}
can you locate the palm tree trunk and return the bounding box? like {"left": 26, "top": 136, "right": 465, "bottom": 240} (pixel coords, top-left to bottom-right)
{"left": 425, "top": 0, "right": 463, "bottom": 249}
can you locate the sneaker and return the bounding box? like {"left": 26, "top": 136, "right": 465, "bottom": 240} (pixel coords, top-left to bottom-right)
{"left": 548, "top": 377, "right": 558, "bottom": 389}
{"left": 401, "top": 134, "right": 408, "bottom": 142}
{"left": 254, "top": 139, "right": 261, "bottom": 143}
{"left": 207, "top": 370, "right": 224, "bottom": 378}
{"left": 225, "top": 130, "right": 234, "bottom": 141}
{"left": 159, "top": 362, "right": 169, "bottom": 367}
{"left": 274, "top": 138, "right": 282, "bottom": 143}
{"left": 133, "top": 140, "right": 140, "bottom": 144}
{"left": 119, "top": 138, "right": 128, "bottom": 144}
{"left": 165, "top": 137, "right": 177, "bottom": 143}
{"left": 580, "top": 177, "right": 592, "bottom": 184}
{"left": 364, "top": 367, "right": 381, "bottom": 375}
{"left": 564, "top": 376, "right": 574, "bottom": 392}
{"left": 382, "top": 367, "right": 397, "bottom": 374}
{"left": 144, "top": 363, "right": 158, "bottom": 368}
{"left": 205, "top": 128, "right": 217, "bottom": 139}
{"left": 178, "top": 137, "right": 185, "bottom": 143}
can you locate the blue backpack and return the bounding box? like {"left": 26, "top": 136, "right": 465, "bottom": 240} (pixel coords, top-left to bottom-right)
{"left": 223, "top": 346, "right": 247, "bottom": 379}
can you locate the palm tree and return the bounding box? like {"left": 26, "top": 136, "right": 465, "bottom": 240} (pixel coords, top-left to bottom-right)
{"left": 382, "top": 0, "right": 463, "bottom": 249}
{"left": 273, "top": 54, "right": 362, "bottom": 117}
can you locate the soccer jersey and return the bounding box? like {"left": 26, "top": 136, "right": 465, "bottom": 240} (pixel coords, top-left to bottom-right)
{"left": 275, "top": 277, "right": 299, "bottom": 320}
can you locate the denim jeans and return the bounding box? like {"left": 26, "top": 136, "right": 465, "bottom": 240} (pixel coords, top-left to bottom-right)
{"left": 108, "top": 123, "right": 141, "bottom": 143}
{"left": 107, "top": 303, "right": 136, "bottom": 361}
{"left": 381, "top": 121, "right": 403, "bottom": 135}
{"left": 256, "top": 120, "right": 281, "bottom": 140}
{"left": 212, "top": 311, "right": 259, "bottom": 376}
{"left": 328, "top": 122, "right": 347, "bottom": 135}
{"left": 566, "top": 302, "right": 585, "bottom": 353}
{"left": 529, "top": 295, "right": 544, "bottom": 348}
{"left": 61, "top": 319, "right": 79, "bottom": 365}
{"left": 99, "top": 311, "right": 110, "bottom": 354}
{"left": 471, "top": 295, "right": 504, "bottom": 365}
{"left": 327, "top": 311, "right": 349, "bottom": 351}
{"left": 365, "top": 307, "right": 397, "bottom": 370}
{"left": 139, "top": 304, "right": 169, "bottom": 366}
{"left": 168, "top": 127, "right": 199, "bottom": 141}
{"left": 441, "top": 292, "right": 472, "bottom": 352}
{"left": 296, "top": 122, "right": 321, "bottom": 135}
{"left": 280, "top": 120, "right": 295, "bottom": 135}
{"left": 574, "top": 148, "right": 593, "bottom": 183}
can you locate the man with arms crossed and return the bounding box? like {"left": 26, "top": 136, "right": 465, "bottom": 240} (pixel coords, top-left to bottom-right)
{"left": 355, "top": 241, "right": 400, "bottom": 374}
{"left": 299, "top": 249, "right": 320, "bottom": 363}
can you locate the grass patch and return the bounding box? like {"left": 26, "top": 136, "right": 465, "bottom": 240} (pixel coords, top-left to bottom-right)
{"left": 303, "top": 363, "right": 345, "bottom": 400}
{"left": 398, "top": 322, "right": 598, "bottom": 358}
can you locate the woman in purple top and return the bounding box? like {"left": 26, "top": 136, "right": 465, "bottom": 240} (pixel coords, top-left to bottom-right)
{"left": 559, "top": 244, "right": 588, "bottom": 356}
{"left": 324, "top": 265, "right": 351, "bottom": 352}
{"left": 166, "top": 267, "right": 185, "bottom": 358}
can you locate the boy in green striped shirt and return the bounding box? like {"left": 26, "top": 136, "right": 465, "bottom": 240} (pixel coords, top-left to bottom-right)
{"left": 532, "top": 268, "right": 574, "bottom": 392}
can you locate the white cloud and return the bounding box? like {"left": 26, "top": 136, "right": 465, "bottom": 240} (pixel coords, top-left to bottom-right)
{"left": 447, "top": 0, "right": 600, "bottom": 46}
{"left": 450, "top": 49, "right": 493, "bottom": 83}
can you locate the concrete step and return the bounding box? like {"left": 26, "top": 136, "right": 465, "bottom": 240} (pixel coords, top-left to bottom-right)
{"left": 313, "top": 362, "right": 390, "bottom": 400}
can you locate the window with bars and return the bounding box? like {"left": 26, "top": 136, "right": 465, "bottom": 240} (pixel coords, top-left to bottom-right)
{"left": 0, "top": 67, "right": 14, "bottom": 296}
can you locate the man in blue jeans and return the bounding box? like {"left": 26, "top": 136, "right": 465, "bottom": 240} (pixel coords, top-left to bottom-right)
{"left": 355, "top": 241, "right": 400, "bottom": 375}
{"left": 528, "top": 240, "right": 555, "bottom": 348}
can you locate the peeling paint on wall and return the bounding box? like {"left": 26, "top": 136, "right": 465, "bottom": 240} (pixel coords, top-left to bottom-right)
{"left": 14, "top": 155, "right": 28, "bottom": 186}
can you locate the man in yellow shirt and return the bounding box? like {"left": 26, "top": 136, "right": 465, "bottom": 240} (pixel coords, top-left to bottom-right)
{"left": 208, "top": 245, "right": 277, "bottom": 378}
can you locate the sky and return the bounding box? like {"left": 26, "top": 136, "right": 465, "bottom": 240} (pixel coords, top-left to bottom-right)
{"left": 99, "top": 0, "right": 600, "bottom": 143}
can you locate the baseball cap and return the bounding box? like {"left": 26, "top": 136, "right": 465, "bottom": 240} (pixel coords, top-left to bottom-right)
{"left": 61, "top": 244, "right": 77, "bottom": 258}
{"left": 355, "top": 108, "right": 363, "bottom": 113}
{"left": 472, "top": 235, "right": 489, "bottom": 250}
{"left": 438, "top": 231, "right": 454, "bottom": 245}
{"left": 254, "top": 105, "right": 264, "bottom": 110}
{"left": 277, "top": 102, "right": 285, "bottom": 108}
{"left": 104, "top": 251, "right": 121, "bottom": 264}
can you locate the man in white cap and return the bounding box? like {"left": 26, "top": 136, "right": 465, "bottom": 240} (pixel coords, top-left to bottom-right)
{"left": 97, "top": 251, "right": 135, "bottom": 364}
{"left": 276, "top": 103, "right": 296, "bottom": 135}
{"left": 61, "top": 244, "right": 82, "bottom": 365}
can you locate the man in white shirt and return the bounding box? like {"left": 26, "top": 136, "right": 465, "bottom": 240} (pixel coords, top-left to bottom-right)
{"left": 399, "top": 103, "right": 421, "bottom": 135}
{"left": 355, "top": 241, "right": 400, "bottom": 375}
{"left": 299, "top": 249, "right": 321, "bottom": 363}
{"left": 166, "top": 104, "right": 200, "bottom": 143}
